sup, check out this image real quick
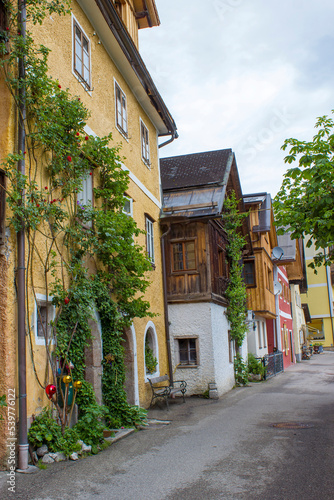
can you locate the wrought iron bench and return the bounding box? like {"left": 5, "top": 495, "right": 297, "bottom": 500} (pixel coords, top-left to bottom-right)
{"left": 147, "top": 374, "right": 187, "bottom": 410}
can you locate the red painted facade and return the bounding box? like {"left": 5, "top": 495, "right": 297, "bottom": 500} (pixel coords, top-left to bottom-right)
{"left": 277, "top": 266, "right": 294, "bottom": 368}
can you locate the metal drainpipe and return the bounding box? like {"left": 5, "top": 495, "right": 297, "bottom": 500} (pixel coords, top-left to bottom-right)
{"left": 158, "top": 131, "right": 178, "bottom": 149}
{"left": 324, "top": 248, "right": 334, "bottom": 345}
{"left": 17, "top": 0, "right": 28, "bottom": 471}
{"left": 161, "top": 224, "right": 173, "bottom": 385}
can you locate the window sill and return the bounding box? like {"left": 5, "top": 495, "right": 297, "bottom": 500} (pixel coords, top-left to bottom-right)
{"left": 142, "top": 158, "right": 151, "bottom": 169}
{"left": 177, "top": 365, "right": 198, "bottom": 369}
{"left": 116, "top": 126, "right": 129, "bottom": 142}
{"left": 171, "top": 270, "right": 199, "bottom": 276}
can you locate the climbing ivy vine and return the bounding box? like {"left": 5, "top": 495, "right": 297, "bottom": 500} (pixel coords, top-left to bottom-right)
{"left": 0, "top": 0, "right": 151, "bottom": 430}
{"left": 223, "top": 192, "right": 248, "bottom": 348}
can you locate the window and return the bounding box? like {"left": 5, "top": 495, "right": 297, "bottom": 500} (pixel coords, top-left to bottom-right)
{"left": 146, "top": 216, "right": 154, "bottom": 263}
{"left": 218, "top": 247, "right": 228, "bottom": 276}
{"left": 0, "top": 1, "right": 8, "bottom": 32}
{"left": 172, "top": 240, "right": 196, "bottom": 272}
{"left": 140, "top": 120, "right": 150, "bottom": 166}
{"left": 73, "top": 20, "right": 90, "bottom": 88}
{"left": 243, "top": 260, "right": 255, "bottom": 286}
{"left": 258, "top": 322, "right": 262, "bottom": 349}
{"left": 78, "top": 171, "right": 93, "bottom": 207}
{"left": 123, "top": 195, "right": 133, "bottom": 216}
{"left": 115, "top": 82, "right": 128, "bottom": 136}
{"left": 144, "top": 323, "right": 159, "bottom": 379}
{"left": 35, "top": 296, "right": 55, "bottom": 345}
{"left": 0, "top": 170, "right": 5, "bottom": 244}
{"left": 228, "top": 331, "right": 235, "bottom": 364}
{"left": 178, "top": 338, "right": 198, "bottom": 366}
{"left": 266, "top": 265, "right": 273, "bottom": 292}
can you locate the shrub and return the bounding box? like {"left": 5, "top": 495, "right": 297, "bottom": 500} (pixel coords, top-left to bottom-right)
{"left": 248, "top": 353, "right": 266, "bottom": 378}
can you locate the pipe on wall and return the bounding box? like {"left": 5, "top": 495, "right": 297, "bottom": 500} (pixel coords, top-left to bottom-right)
{"left": 17, "top": 0, "right": 29, "bottom": 472}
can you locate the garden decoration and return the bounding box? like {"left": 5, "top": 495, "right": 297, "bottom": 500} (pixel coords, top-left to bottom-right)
{"left": 45, "top": 384, "right": 57, "bottom": 400}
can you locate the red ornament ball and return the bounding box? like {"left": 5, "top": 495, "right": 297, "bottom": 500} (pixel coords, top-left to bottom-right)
{"left": 64, "top": 297, "right": 70, "bottom": 305}
{"left": 45, "top": 384, "right": 57, "bottom": 399}
{"left": 58, "top": 84, "right": 61, "bottom": 89}
{"left": 76, "top": 132, "right": 80, "bottom": 136}
{"left": 67, "top": 156, "right": 72, "bottom": 162}
{"left": 85, "top": 136, "right": 89, "bottom": 141}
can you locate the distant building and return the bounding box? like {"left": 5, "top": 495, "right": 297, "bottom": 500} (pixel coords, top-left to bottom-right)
{"left": 301, "top": 238, "right": 334, "bottom": 348}
{"left": 160, "top": 149, "right": 250, "bottom": 397}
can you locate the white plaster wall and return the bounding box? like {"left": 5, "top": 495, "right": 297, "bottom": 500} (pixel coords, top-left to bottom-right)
{"left": 210, "top": 303, "right": 235, "bottom": 395}
{"left": 168, "top": 302, "right": 215, "bottom": 395}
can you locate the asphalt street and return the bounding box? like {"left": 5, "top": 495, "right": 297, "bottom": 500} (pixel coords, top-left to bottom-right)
{"left": 1, "top": 352, "right": 334, "bottom": 500}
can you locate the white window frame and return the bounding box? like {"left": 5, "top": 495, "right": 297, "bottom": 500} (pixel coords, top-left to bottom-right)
{"left": 34, "top": 294, "right": 55, "bottom": 346}
{"left": 145, "top": 216, "right": 154, "bottom": 264}
{"left": 144, "top": 322, "right": 159, "bottom": 381}
{"left": 115, "top": 80, "right": 128, "bottom": 138}
{"left": 140, "top": 119, "right": 150, "bottom": 167}
{"left": 123, "top": 195, "right": 133, "bottom": 217}
{"left": 175, "top": 336, "right": 199, "bottom": 367}
{"left": 72, "top": 15, "right": 91, "bottom": 91}
{"left": 78, "top": 171, "right": 93, "bottom": 207}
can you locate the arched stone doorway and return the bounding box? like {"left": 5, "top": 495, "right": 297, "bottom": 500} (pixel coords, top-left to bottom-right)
{"left": 121, "top": 325, "right": 139, "bottom": 406}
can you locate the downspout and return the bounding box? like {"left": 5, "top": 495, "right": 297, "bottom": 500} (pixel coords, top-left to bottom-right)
{"left": 324, "top": 248, "right": 334, "bottom": 345}
{"left": 161, "top": 223, "right": 173, "bottom": 384}
{"left": 158, "top": 131, "right": 178, "bottom": 149}
{"left": 17, "top": 0, "right": 28, "bottom": 471}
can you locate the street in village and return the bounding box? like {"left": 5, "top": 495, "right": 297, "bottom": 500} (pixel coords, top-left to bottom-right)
{"left": 1, "top": 352, "right": 334, "bottom": 500}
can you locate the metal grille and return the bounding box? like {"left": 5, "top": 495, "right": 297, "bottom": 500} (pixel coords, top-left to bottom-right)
{"left": 263, "top": 351, "right": 284, "bottom": 379}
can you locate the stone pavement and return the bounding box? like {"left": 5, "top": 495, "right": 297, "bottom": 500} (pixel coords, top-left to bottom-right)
{"left": 1, "top": 352, "right": 334, "bottom": 499}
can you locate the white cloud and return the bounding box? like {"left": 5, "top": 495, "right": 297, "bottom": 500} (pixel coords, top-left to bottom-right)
{"left": 140, "top": 0, "right": 334, "bottom": 196}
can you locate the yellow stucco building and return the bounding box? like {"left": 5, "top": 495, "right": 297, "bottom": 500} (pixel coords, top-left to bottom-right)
{"left": 301, "top": 238, "right": 334, "bottom": 348}
{"left": 0, "top": 0, "right": 177, "bottom": 469}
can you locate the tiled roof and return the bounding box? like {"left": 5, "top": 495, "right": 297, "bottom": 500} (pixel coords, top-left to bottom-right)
{"left": 160, "top": 149, "right": 233, "bottom": 190}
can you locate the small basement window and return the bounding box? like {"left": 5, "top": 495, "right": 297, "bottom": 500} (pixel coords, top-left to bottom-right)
{"left": 178, "top": 338, "right": 198, "bottom": 366}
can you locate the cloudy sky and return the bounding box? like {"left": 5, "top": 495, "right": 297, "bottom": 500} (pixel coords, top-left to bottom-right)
{"left": 139, "top": 0, "right": 334, "bottom": 197}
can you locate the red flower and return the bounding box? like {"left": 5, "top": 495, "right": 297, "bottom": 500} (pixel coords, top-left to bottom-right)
{"left": 44, "top": 186, "right": 48, "bottom": 190}
{"left": 64, "top": 297, "right": 70, "bottom": 305}
{"left": 58, "top": 84, "right": 61, "bottom": 89}
{"left": 6, "top": 27, "right": 9, "bottom": 31}
{"left": 85, "top": 136, "right": 89, "bottom": 141}
{"left": 76, "top": 132, "right": 80, "bottom": 136}
{"left": 24, "top": 151, "right": 26, "bottom": 154}
{"left": 67, "top": 156, "right": 72, "bottom": 162}
{"left": 53, "top": 199, "right": 57, "bottom": 203}
{"left": 89, "top": 172, "right": 92, "bottom": 176}
{"left": 36, "top": 204, "right": 40, "bottom": 208}
{"left": 78, "top": 98, "right": 81, "bottom": 101}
